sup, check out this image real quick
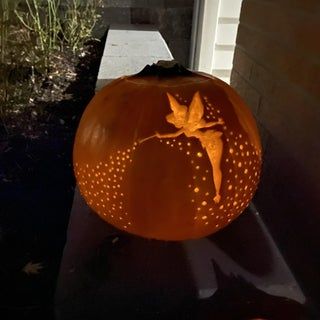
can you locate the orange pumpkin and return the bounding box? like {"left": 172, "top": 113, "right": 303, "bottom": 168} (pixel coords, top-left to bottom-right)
{"left": 73, "top": 61, "right": 262, "bottom": 241}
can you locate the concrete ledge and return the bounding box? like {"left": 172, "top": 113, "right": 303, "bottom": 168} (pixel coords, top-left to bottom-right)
{"left": 96, "top": 24, "right": 173, "bottom": 91}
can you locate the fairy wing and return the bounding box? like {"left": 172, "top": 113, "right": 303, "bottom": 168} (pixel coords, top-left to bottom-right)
{"left": 187, "top": 91, "right": 205, "bottom": 127}
{"left": 166, "top": 93, "right": 188, "bottom": 119}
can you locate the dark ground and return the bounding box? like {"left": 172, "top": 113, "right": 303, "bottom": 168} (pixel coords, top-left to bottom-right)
{"left": 0, "top": 35, "right": 105, "bottom": 319}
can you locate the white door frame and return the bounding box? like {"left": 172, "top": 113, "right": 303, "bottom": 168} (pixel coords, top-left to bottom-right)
{"left": 189, "top": 0, "right": 221, "bottom": 73}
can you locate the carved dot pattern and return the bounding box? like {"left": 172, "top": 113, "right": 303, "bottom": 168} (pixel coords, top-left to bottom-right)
{"left": 74, "top": 143, "right": 139, "bottom": 231}
{"left": 75, "top": 94, "right": 261, "bottom": 237}
{"left": 157, "top": 95, "right": 262, "bottom": 231}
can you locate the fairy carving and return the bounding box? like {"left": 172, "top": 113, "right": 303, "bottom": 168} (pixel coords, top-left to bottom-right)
{"left": 140, "top": 91, "right": 224, "bottom": 203}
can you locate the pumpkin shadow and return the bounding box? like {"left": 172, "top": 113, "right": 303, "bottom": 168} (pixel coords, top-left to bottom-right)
{"left": 254, "top": 133, "right": 320, "bottom": 309}
{"left": 206, "top": 206, "right": 274, "bottom": 276}
{"left": 196, "top": 261, "right": 310, "bottom": 320}
{"left": 58, "top": 215, "right": 198, "bottom": 319}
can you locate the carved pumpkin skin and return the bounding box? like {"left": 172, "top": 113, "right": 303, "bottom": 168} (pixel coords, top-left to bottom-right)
{"left": 73, "top": 71, "right": 262, "bottom": 241}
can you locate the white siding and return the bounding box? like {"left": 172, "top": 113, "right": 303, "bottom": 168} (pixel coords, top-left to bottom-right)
{"left": 191, "top": 0, "right": 243, "bottom": 83}
{"left": 212, "top": 0, "right": 243, "bottom": 84}
{"left": 213, "top": 50, "right": 234, "bottom": 70}
{"left": 216, "top": 23, "right": 238, "bottom": 45}
{"left": 219, "top": 0, "right": 242, "bottom": 18}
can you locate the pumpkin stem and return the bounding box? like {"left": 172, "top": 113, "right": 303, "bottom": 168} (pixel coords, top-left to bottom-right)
{"left": 136, "top": 60, "right": 193, "bottom": 77}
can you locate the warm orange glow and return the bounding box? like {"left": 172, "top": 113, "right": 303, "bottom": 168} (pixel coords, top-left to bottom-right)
{"left": 73, "top": 64, "right": 262, "bottom": 241}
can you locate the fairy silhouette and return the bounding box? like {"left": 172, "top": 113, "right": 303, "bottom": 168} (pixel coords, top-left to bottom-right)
{"left": 139, "top": 91, "right": 224, "bottom": 203}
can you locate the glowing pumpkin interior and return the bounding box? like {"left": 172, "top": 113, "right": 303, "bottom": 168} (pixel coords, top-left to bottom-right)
{"left": 73, "top": 62, "right": 262, "bottom": 241}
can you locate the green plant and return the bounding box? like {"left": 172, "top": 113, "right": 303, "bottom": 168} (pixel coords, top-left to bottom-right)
{"left": 0, "top": 0, "right": 102, "bottom": 117}
{"left": 62, "top": 0, "right": 102, "bottom": 54}
{"left": 0, "top": 0, "right": 20, "bottom": 106}
{"left": 0, "top": 0, "right": 20, "bottom": 62}
{"left": 14, "top": 0, "right": 62, "bottom": 70}
{"left": 0, "top": 0, "right": 9, "bottom": 64}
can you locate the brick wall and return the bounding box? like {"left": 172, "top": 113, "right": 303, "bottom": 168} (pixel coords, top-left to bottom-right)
{"left": 100, "top": 0, "right": 194, "bottom": 66}
{"left": 231, "top": 0, "right": 320, "bottom": 306}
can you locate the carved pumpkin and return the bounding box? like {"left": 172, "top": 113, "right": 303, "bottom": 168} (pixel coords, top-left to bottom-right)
{"left": 73, "top": 61, "right": 262, "bottom": 241}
